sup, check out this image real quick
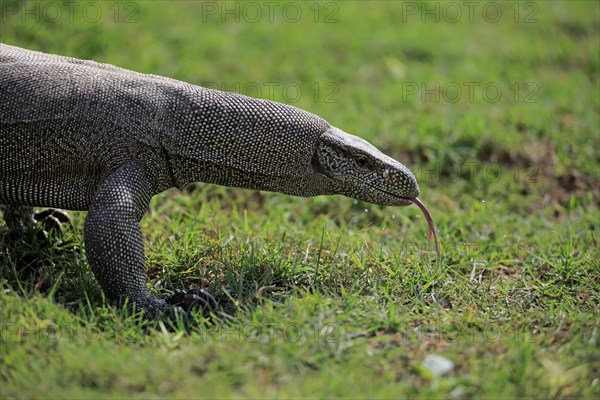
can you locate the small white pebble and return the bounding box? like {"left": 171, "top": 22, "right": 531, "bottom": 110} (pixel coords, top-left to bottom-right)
{"left": 423, "top": 354, "right": 454, "bottom": 377}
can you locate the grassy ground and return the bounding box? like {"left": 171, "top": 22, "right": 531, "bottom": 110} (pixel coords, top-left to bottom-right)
{"left": 1, "top": 0, "right": 598, "bottom": 398}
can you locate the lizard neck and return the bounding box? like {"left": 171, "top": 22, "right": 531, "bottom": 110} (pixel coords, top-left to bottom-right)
{"left": 162, "top": 87, "right": 334, "bottom": 195}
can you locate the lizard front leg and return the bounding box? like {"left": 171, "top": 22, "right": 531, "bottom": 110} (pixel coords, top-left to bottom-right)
{"left": 84, "top": 163, "right": 165, "bottom": 316}
{"left": 83, "top": 163, "right": 217, "bottom": 318}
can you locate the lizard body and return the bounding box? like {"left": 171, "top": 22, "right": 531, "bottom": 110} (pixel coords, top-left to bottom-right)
{"left": 0, "top": 44, "right": 428, "bottom": 316}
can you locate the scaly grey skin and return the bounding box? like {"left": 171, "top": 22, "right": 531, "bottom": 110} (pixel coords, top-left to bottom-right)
{"left": 0, "top": 43, "right": 425, "bottom": 317}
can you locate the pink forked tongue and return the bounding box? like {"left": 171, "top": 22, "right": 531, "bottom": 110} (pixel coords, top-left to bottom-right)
{"left": 407, "top": 197, "right": 440, "bottom": 257}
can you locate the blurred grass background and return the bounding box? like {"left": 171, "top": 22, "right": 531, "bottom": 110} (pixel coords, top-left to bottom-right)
{"left": 1, "top": 1, "right": 598, "bottom": 398}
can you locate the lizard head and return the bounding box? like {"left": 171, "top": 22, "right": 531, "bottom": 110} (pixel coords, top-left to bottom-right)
{"left": 312, "top": 127, "right": 420, "bottom": 206}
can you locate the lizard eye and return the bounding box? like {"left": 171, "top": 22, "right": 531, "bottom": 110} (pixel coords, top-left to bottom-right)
{"left": 354, "top": 155, "right": 369, "bottom": 169}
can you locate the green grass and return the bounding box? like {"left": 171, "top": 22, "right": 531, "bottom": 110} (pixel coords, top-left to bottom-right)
{"left": 1, "top": 0, "right": 598, "bottom": 398}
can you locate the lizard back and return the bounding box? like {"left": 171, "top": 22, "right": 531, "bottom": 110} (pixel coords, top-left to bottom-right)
{"left": 0, "top": 44, "right": 332, "bottom": 209}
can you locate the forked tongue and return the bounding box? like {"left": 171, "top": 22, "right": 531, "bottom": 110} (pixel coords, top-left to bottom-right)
{"left": 408, "top": 197, "right": 440, "bottom": 257}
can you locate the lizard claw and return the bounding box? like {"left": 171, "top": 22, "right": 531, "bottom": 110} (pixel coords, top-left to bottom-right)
{"left": 159, "top": 305, "right": 191, "bottom": 328}
{"left": 165, "top": 288, "right": 218, "bottom": 314}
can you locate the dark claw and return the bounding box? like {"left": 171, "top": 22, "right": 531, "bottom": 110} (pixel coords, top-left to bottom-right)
{"left": 165, "top": 288, "right": 218, "bottom": 313}
{"left": 159, "top": 305, "right": 191, "bottom": 328}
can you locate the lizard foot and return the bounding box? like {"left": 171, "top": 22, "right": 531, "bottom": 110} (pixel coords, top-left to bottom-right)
{"left": 165, "top": 288, "right": 218, "bottom": 314}
{"left": 3, "top": 207, "right": 71, "bottom": 244}
{"left": 33, "top": 209, "right": 72, "bottom": 233}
